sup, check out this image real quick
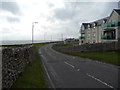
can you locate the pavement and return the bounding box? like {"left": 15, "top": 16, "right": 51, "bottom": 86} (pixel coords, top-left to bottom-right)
{"left": 39, "top": 44, "right": 119, "bottom": 89}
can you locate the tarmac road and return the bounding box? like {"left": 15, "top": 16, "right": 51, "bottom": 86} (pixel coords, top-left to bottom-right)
{"left": 39, "top": 44, "right": 119, "bottom": 89}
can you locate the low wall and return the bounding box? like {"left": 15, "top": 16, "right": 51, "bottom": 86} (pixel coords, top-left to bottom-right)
{"left": 2, "top": 45, "right": 36, "bottom": 88}
{"left": 52, "top": 42, "right": 118, "bottom": 53}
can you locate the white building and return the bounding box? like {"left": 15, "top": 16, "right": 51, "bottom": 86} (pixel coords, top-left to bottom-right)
{"left": 79, "top": 9, "right": 120, "bottom": 45}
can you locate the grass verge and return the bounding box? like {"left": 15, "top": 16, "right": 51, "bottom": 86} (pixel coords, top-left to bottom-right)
{"left": 65, "top": 51, "right": 119, "bottom": 66}
{"left": 53, "top": 43, "right": 119, "bottom": 66}
{"left": 4, "top": 45, "right": 23, "bottom": 48}
{"left": 12, "top": 43, "right": 48, "bottom": 88}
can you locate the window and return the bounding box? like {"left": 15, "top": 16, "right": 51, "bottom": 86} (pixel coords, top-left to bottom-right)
{"left": 82, "top": 34, "right": 85, "bottom": 37}
{"left": 81, "top": 41, "right": 84, "bottom": 43}
{"left": 93, "top": 33, "right": 96, "bottom": 38}
{"left": 103, "top": 20, "right": 105, "bottom": 24}
{"left": 111, "top": 20, "right": 116, "bottom": 24}
{"left": 93, "top": 23, "right": 95, "bottom": 28}
{"left": 112, "top": 19, "right": 116, "bottom": 22}
{"left": 93, "top": 40, "right": 96, "bottom": 43}
{"left": 81, "top": 26, "right": 84, "bottom": 30}
{"left": 88, "top": 24, "right": 90, "bottom": 28}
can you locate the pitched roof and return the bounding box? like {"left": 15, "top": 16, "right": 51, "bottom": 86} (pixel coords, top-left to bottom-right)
{"left": 114, "top": 9, "right": 120, "bottom": 15}
{"left": 82, "top": 23, "right": 91, "bottom": 29}
{"left": 90, "top": 17, "right": 109, "bottom": 27}
{"left": 81, "top": 17, "right": 109, "bottom": 29}
{"left": 81, "top": 9, "right": 120, "bottom": 29}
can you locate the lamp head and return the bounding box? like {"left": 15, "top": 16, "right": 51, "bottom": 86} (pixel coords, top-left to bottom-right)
{"left": 34, "top": 22, "right": 38, "bottom": 23}
{"left": 32, "top": 22, "right": 38, "bottom": 24}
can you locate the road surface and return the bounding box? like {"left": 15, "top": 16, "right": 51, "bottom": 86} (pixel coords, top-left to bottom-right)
{"left": 39, "top": 44, "right": 119, "bottom": 89}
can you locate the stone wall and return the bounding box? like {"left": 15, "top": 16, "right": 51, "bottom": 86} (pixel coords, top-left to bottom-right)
{"left": 2, "top": 45, "right": 36, "bottom": 88}
{"left": 52, "top": 42, "right": 118, "bottom": 53}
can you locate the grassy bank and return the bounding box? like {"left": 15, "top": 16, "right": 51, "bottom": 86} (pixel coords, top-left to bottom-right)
{"left": 4, "top": 45, "right": 23, "bottom": 48}
{"left": 53, "top": 43, "right": 119, "bottom": 66}
{"left": 12, "top": 43, "right": 48, "bottom": 88}
{"left": 65, "top": 51, "right": 119, "bottom": 66}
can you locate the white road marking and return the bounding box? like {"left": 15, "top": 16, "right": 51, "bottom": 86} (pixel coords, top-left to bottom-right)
{"left": 64, "top": 61, "right": 75, "bottom": 68}
{"left": 77, "top": 69, "right": 80, "bottom": 71}
{"left": 39, "top": 51, "right": 42, "bottom": 55}
{"left": 86, "top": 73, "right": 116, "bottom": 90}
{"left": 41, "top": 55, "right": 55, "bottom": 88}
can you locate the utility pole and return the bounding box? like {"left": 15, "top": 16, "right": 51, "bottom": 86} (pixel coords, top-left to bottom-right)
{"left": 32, "top": 22, "right": 38, "bottom": 44}
{"left": 51, "top": 35, "right": 52, "bottom": 41}
{"left": 44, "top": 32, "right": 45, "bottom": 41}
{"left": 61, "top": 33, "right": 63, "bottom": 41}
{"left": 32, "top": 23, "right": 34, "bottom": 44}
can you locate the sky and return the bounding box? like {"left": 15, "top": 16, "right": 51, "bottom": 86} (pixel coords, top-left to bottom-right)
{"left": 0, "top": 0, "right": 119, "bottom": 41}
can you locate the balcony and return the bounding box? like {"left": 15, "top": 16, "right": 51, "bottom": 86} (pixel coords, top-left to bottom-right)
{"left": 80, "top": 29, "right": 85, "bottom": 33}
{"left": 102, "top": 22, "right": 120, "bottom": 30}
{"left": 79, "top": 36, "right": 85, "bottom": 39}
{"left": 101, "top": 35, "right": 116, "bottom": 40}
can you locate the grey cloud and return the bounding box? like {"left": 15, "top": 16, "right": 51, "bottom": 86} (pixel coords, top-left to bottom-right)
{"left": 53, "top": 2, "right": 93, "bottom": 21}
{"left": 54, "top": 7, "right": 77, "bottom": 21}
{"left": 47, "top": 16, "right": 55, "bottom": 23}
{"left": 6, "top": 16, "right": 20, "bottom": 23}
{"left": 51, "top": 2, "right": 118, "bottom": 39}
{"left": 47, "top": 2, "right": 54, "bottom": 8}
{"left": 55, "top": 9, "right": 75, "bottom": 20}
{"left": 118, "top": 1, "right": 120, "bottom": 8}
{"left": 1, "top": 28, "right": 11, "bottom": 34}
{"left": 97, "top": 2, "right": 117, "bottom": 16}
{"left": 0, "top": 2, "right": 21, "bottom": 15}
{"left": 53, "top": 2, "right": 118, "bottom": 22}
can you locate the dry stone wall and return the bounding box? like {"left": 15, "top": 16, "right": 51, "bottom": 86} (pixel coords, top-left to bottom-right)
{"left": 2, "top": 45, "right": 35, "bottom": 88}
{"left": 52, "top": 42, "right": 118, "bottom": 53}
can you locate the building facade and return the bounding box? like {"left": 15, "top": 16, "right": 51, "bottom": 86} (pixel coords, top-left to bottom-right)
{"left": 79, "top": 9, "right": 120, "bottom": 45}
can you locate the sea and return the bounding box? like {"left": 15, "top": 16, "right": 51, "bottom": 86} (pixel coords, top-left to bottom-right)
{"left": 0, "top": 40, "right": 53, "bottom": 45}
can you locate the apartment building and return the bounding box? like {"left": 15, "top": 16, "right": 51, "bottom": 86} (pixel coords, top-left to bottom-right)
{"left": 102, "top": 9, "right": 120, "bottom": 42}
{"left": 79, "top": 9, "right": 120, "bottom": 45}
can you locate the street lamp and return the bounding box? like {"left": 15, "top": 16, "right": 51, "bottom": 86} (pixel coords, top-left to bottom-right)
{"left": 32, "top": 22, "right": 38, "bottom": 44}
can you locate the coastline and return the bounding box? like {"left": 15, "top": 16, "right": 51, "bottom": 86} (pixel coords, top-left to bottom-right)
{"left": 0, "top": 40, "right": 56, "bottom": 46}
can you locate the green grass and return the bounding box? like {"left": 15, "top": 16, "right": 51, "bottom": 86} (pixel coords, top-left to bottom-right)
{"left": 65, "top": 51, "right": 119, "bottom": 66}
{"left": 12, "top": 43, "right": 48, "bottom": 88}
{"left": 53, "top": 43, "right": 119, "bottom": 66}
{"left": 5, "top": 45, "right": 23, "bottom": 48}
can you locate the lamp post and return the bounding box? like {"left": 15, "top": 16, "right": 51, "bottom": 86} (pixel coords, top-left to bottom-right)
{"left": 32, "top": 22, "right": 38, "bottom": 44}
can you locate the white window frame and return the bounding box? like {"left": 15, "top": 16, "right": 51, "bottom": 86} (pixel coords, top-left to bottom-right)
{"left": 93, "top": 23, "right": 95, "bottom": 28}
{"left": 92, "top": 33, "right": 96, "bottom": 37}
{"left": 103, "top": 20, "right": 105, "bottom": 24}
{"left": 88, "top": 24, "right": 90, "bottom": 28}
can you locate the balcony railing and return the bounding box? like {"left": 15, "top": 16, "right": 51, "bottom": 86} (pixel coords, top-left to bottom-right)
{"left": 80, "top": 29, "right": 85, "bottom": 33}
{"left": 101, "top": 35, "right": 116, "bottom": 40}
{"left": 79, "top": 36, "right": 85, "bottom": 39}
{"left": 102, "top": 22, "right": 120, "bottom": 28}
